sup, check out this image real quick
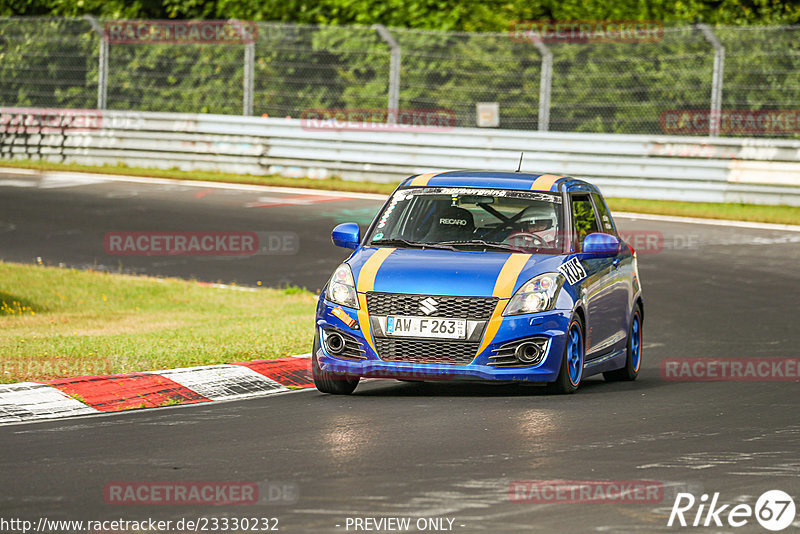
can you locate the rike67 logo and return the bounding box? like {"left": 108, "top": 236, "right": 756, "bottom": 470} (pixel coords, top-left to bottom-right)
{"left": 668, "top": 490, "right": 796, "bottom": 531}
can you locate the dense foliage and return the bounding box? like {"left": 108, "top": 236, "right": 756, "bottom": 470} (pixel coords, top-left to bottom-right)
{"left": 2, "top": 0, "right": 799, "bottom": 28}
{"left": 2, "top": 2, "right": 799, "bottom": 135}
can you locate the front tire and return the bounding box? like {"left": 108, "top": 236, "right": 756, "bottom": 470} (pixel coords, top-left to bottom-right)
{"left": 548, "top": 316, "right": 584, "bottom": 394}
{"left": 604, "top": 307, "right": 642, "bottom": 382}
{"left": 312, "top": 332, "right": 359, "bottom": 395}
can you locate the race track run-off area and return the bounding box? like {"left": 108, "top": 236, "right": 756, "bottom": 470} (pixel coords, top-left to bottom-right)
{"left": 0, "top": 169, "right": 798, "bottom": 533}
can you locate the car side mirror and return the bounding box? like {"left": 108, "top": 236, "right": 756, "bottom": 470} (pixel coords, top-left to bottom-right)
{"left": 582, "top": 233, "right": 621, "bottom": 257}
{"left": 332, "top": 222, "right": 361, "bottom": 249}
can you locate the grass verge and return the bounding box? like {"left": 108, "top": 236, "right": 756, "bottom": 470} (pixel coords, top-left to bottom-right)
{"left": 606, "top": 198, "right": 800, "bottom": 225}
{"left": 0, "top": 262, "right": 317, "bottom": 383}
{"left": 2, "top": 159, "right": 799, "bottom": 225}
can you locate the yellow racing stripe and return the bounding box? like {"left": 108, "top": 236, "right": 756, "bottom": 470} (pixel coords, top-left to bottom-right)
{"left": 409, "top": 172, "right": 438, "bottom": 187}
{"left": 492, "top": 253, "right": 531, "bottom": 299}
{"left": 530, "top": 173, "right": 562, "bottom": 191}
{"left": 356, "top": 247, "right": 395, "bottom": 352}
{"left": 476, "top": 253, "right": 532, "bottom": 355}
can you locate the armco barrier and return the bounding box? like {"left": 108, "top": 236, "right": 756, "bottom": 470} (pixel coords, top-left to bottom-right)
{"left": 1, "top": 109, "right": 800, "bottom": 205}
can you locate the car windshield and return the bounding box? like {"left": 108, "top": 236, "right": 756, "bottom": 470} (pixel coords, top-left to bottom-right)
{"left": 367, "top": 187, "right": 566, "bottom": 253}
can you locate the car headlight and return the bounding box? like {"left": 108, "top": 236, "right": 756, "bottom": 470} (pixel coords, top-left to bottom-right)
{"left": 503, "top": 273, "right": 564, "bottom": 316}
{"left": 326, "top": 263, "right": 359, "bottom": 309}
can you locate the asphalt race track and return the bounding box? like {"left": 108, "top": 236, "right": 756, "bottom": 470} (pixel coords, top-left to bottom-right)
{"left": 1, "top": 170, "right": 799, "bottom": 533}
{"left": 0, "top": 170, "right": 381, "bottom": 289}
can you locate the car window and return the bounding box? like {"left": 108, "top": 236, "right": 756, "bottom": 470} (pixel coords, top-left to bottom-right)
{"left": 367, "top": 188, "right": 566, "bottom": 253}
{"left": 592, "top": 193, "right": 616, "bottom": 235}
{"left": 571, "top": 194, "right": 599, "bottom": 251}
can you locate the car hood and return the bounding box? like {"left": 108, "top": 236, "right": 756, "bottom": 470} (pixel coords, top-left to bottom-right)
{"left": 349, "top": 247, "right": 565, "bottom": 298}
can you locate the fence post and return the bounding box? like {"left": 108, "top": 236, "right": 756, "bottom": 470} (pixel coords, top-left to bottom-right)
{"left": 243, "top": 41, "right": 255, "bottom": 116}
{"left": 698, "top": 24, "right": 725, "bottom": 137}
{"left": 373, "top": 24, "right": 401, "bottom": 124}
{"left": 83, "top": 15, "right": 108, "bottom": 110}
{"left": 533, "top": 41, "right": 552, "bottom": 132}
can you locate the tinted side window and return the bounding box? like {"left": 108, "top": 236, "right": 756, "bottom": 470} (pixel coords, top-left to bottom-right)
{"left": 592, "top": 193, "right": 616, "bottom": 235}
{"left": 571, "top": 194, "right": 599, "bottom": 251}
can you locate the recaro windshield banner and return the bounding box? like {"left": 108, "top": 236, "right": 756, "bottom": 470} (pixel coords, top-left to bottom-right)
{"left": 396, "top": 187, "right": 562, "bottom": 204}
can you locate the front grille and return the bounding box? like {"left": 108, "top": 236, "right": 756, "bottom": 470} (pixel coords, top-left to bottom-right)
{"left": 375, "top": 338, "right": 479, "bottom": 365}
{"left": 366, "top": 292, "right": 497, "bottom": 320}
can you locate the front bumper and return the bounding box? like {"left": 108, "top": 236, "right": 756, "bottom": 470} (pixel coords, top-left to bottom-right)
{"left": 315, "top": 297, "right": 570, "bottom": 382}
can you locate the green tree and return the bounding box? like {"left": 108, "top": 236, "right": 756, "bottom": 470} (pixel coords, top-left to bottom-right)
{"left": 3, "top": 0, "right": 799, "bottom": 27}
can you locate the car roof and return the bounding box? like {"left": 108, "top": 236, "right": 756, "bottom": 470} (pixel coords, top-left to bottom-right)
{"left": 400, "top": 170, "right": 598, "bottom": 194}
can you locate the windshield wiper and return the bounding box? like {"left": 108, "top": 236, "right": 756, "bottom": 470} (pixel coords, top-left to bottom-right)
{"left": 372, "top": 238, "right": 457, "bottom": 250}
{"left": 437, "top": 239, "right": 527, "bottom": 252}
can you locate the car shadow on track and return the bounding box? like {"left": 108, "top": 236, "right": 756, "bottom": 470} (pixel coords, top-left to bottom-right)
{"left": 350, "top": 374, "right": 668, "bottom": 398}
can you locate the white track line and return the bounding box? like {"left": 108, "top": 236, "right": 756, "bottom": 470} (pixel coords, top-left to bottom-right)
{"left": 2, "top": 167, "right": 797, "bottom": 231}
{"left": 0, "top": 167, "right": 38, "bottom": 175}
{"left": 614, "top": 212, "right": 800, "bottom": 232}
{"left": 41, "top": 170, "right": 387, "bottom": 200}
{"left": 83, "top": 172, "right": 800, "bottom": 232}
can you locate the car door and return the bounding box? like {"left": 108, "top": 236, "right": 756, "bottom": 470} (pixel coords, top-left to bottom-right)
{"left": 569, "top": 193, "right": 624, "bottom": 359}
{"left": 591, "top": 192, "right": 631, "bottom": 355}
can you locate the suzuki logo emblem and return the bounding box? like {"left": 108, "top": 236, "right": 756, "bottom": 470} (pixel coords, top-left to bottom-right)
{"left": 419, "top": 297, "right": 438, "bottom": 316}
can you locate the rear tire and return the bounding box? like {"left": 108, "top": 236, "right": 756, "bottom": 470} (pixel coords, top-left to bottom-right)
{"left": 312, "top": 332, "right": 359, "bottom": 395}
{"left": 604, "top": 307, "right": 642, "bottom": 382}
{"left": 547, "top": 316, "right": 584, "bottom": 394}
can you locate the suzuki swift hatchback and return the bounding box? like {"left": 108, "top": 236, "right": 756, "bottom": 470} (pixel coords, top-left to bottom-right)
{"left": 314, "top": 171, "right": 643, "bottom": 394}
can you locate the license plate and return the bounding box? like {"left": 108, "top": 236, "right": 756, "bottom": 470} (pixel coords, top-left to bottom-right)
{"left": 386, "top": 316, "right": 466, "bottom": 339}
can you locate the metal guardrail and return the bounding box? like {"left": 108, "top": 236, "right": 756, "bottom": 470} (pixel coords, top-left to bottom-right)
{"left": 2, "top": 109, "right": 800, "bottom": 205}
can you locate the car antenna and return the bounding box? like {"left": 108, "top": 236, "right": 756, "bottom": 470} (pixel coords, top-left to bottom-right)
{"left": 515, "top": 152, "right": 524, "bottom": 172}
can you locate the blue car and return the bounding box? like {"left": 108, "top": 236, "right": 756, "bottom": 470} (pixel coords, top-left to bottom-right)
{"left": 313, "top": 170, "right": 643, "bottom": 394}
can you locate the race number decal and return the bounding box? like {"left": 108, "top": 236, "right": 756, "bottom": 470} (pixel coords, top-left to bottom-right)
{"left": 559, "top": 257, "right": 587, "bottom": 285}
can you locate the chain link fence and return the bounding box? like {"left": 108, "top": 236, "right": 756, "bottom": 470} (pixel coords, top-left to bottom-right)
{"left": 1, "top": 17, "right": 800, "bottom": 136}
